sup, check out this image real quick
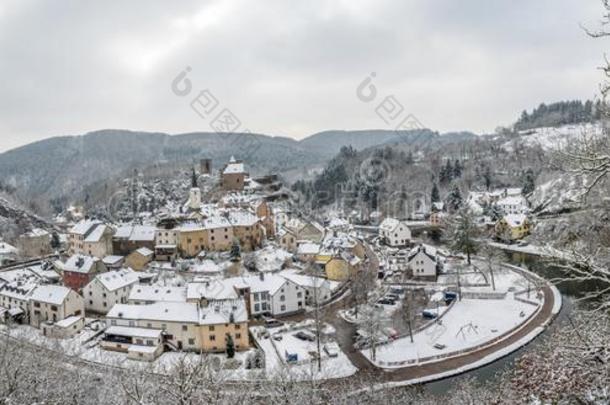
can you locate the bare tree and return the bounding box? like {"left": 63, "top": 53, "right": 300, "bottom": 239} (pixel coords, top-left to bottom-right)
{"left": 480, "top": 245, "right": 503, "bottom": 291}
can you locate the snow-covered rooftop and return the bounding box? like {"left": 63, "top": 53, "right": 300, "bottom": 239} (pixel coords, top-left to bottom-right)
{"left": 30, "top": 285, "right": 71, "bottom": 305}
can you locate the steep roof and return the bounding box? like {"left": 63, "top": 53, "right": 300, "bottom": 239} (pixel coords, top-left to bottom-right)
{"left": 62, "top": 255, "right": 99, "bottom": 274}
{"left": 95, "top": 269, "right": 139, "bottom": 292}
{"left": 30, "top": 285, "right": 71, "bottom": 305}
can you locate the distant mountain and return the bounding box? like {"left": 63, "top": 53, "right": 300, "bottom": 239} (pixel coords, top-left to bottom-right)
{"left": 0, "top": 127, "right": 479, "bottom": 207}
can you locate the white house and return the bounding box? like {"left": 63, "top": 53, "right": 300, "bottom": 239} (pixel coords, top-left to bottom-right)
{"left": 0, "top": 280, "right": 37, "bottom": 323}
{"left": 407, "top": 244, "right": 440, "bottom": 280}
{"left": 379, "top": 218, "right": 411, "bottom": 247}
{"left": 29, "top": 285, "right": 85, "bottom": 328}
{"left": 127, "top": 285, "right": 187, "bottom": 305}
{"left": 495, "top": 195, "right": 529, "bottom": 215}
{"left": 279, "top": 270, "right": 332, "bottom": 305}
{"left": 229, "top": 274, "right": 303, "bottom": 316}
{"left": 83, "top": 269, "right": 140, "bottom": 314}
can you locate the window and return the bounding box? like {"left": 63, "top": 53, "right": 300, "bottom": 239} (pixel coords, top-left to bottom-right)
{"left": 161, "top": 324, "right": 167, "bottom": 330}
{"left": 235, "top": 333, "right": 241, "bottom": 339}
{"left": 110, "top": 320, "right": 117, "bottom": 326}
{"left": 188, "top": 338, "right": 195, "bottom": 345}
{"left": 297, "top": 292, "right": 302, "bottom": 298}
{"left": 50, "top": 305, "right": 58, "bottom": 311}
{"left": 254, "top": 303, "right": 260, "bottom": 312}
{"left": 102, "top": 293, "right": 106, "bottom": 298}
{"left": 235, "top": 324, "right": 240, "bottom": 330}
{"left": 210, "top": 335, "right": 216, "bottom": 341}
{"left": 209, "top": 325, "right": 215, "bottom": 331}
{"left": 280, "top": 295, "right": 285, "bottom": 302}
{"left": 89, "top": 300, "right": 93, "bottom": 305}
{"left": 147, "top": 323, "right": 152, "bottom": 328}
{"left": 182, "top": 325, "right": 188, "bottom": 331}
{"left": 281, "top": 305, "right": 286, "bottom": 311}
{"left": 146, "top": 340, "right": 153, "bottom": 346}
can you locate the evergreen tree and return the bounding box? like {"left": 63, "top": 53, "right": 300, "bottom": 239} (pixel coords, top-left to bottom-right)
{"left": 50, "top": 232, "right": 60, "bottom": 249}
{"left": 521, "top": 169, "right": 536, "bottom": 195}
{"left": 230, "top": 238, "right": 241, "bottom": 262}
{"left": 405, "top": 151, "right": 414, "bottom": 165}
{"left": 483, "top": 166, "right": 492, "bottom": 190}
{"left": 453, "top": 159, "right": 462, "bottom": 178}
{"left": 446, "top": 184, "right": 463, "bottom": 212}
{"left": 226, "top": 334, "right": 235, "bottom": 359}
{"left": 449, "top": 208, "right": 479, "bottom": 265}
{"left": 431, "top": 183, "right": 440, "bottom": 203}
{"left": 439, "top": 159, "right": 454, "bottom": 184}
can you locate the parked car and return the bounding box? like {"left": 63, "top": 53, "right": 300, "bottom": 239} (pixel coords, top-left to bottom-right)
{"left": 377, "top": 299, "right": 396, "bottom": 305}
{"left": 390, "top": 287, "right": 405, "bottom": 295}
{"left": 323, "top": 343, "right": 339, "bottom": 358}
{"left": 265, "top": 318, "right": 284, "bottom": 328}
{"left": 422, "top": 310, "right": 438, "bottom": 319}
{"left": 385, "top": 294, "right": 400, "bottom": 301}
{"left": 294, "top": 330, "right": 316, "bottom": 342}
{"left": 433, "top": 343, "right": 446, "bottom": 350}
{"left": 272, "top": 333, "right": 283, "bottom": 341}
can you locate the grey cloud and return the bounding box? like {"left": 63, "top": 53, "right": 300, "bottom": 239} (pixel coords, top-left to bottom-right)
{"left": 0, "top": 0, "right": 607, "bottom": 152}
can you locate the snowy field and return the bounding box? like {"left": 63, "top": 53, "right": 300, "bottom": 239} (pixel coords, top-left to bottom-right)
{"left": 362, "top": 294, "right": 540, "bottom": 368}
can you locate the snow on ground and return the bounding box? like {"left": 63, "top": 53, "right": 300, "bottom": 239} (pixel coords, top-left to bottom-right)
{"left": 362, "top": 295, "right": 539, "bottom": 368}
{"left": 251, "top": 325, "right": 358, "bottom": 380}
{"left": 503, "top": 123, "right": 602, "bottom": 152}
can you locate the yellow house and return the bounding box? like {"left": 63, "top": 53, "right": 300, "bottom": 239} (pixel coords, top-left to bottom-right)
{"left": 104, "top": 300, "right": 249, "bottom": 356}
{"left": 125, "top": 247, "right": 154, "bottom": 271}
{"left": 325, "top": 256, "right": 351, "bottom": 281}
{"left": 495, "top": 214, "right": 531, "bottom": 241}
{"left": 178, "top": 224, "right": 207, "bottom": 257}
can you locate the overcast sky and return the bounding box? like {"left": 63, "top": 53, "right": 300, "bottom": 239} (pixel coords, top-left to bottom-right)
{"left": 0, "top": 0, "right": 607, "bottom": 152}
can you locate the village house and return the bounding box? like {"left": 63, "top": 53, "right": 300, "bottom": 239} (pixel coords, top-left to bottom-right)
{"left": 112, "top": 225, "right": 156, "bottom": 256}
{"left": 17, "top": 228, "right": 52, "bottom": 258}
{"left": 277, "top": 227, "right": 297, "bottom": 253}
{"left": 0, "top": 242, "right": 18, "bottom": 265}
{"left": 127, "top": 285, "right": 187, "bottom": 305}
{"left": 221, "top": 156, "right": 247, "bottom": 191}
{"left": 83, "top": 269, "right": 139, "bottom": 314}
{"left": 254, "top": 200, "right": 275, "bottom": 237}
{"left": 203, "top": 216, "right": 234, "bottom": 251}
{"left": 407, "top": 244, "right": 440, "bottom": 280}
{"left": 60, "top": 254, "right": 107, "bottom": 293}
{"left": 29, "top": 285, "right": 84, "bottom": 328}
{"left": 41, "top": 315, "right": 85, "bottom": 339}
{"left": 228, "top": 211, "right": 264, "bottom": 251}
{"left": 495, "top": 214, "right": 532, "bottom": 241}
{"left": 0, "top": 279, "right": 37, "bottom": 324}
{"left": 296, "top": 242, "right": 320, "bottom": 262}
{"left": 379, "top": 218, "right": 412, "bottom": 247}
{"left": 103, "top": 299, "right": 249, "bottom": 356}
{"left": 68, "top": 220, "right": 113, "bottom": 258}
{"left": 102, "top": 255, "right": 125, "bottom": 270}
{"left": 177, "top": 223, "right": 207, "bottom": 257}
{"left": 495, "top": 195, "right": 529, "bottom": 216}
{"left": 229, "top": 274, "right": 304, "bottom": 317}
{"left": 279, "top": 270, "right": 332, "bottom": 305}
{"left": 125, "top": 247, "right": 154, "bottom": 271}
{"left": 324, "top": 253, "right": 361, "bottom": 281}
{"left": 155, "top": 220, "right": 179, "bottom": 261}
